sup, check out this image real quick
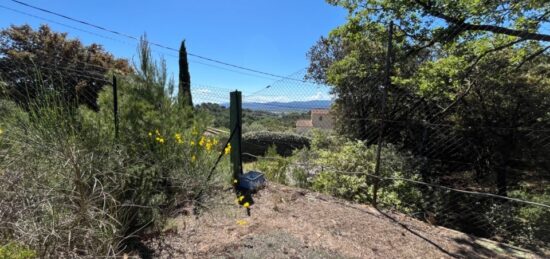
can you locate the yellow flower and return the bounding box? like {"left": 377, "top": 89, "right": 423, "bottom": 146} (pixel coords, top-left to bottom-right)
{"left": 205, "top": 142, "right": 213, "bottom": 151}
{"left": 191, "top": 155, "right": 196, "bottom": 162}
{"left": 174, "top": 133, "right": 183, "bottom": 144}
{"left": 224, "top": 143, "right": 231, "bottom": 155}
{"left": 155, "top": 137, "right": 165, "bottom": 144}
{"left": 148, "top": 132, "right": 153, "bottom": 137}
{"left": 236, "top": 219, "right": 247, "bottom": 226}
{"left": 238, "top": 196, "right": 245, "bottom": 202}
{"left": 243, "top": 202, "right": 250, "bottom": 208}
{"left": 190, "top": 141, "right": 195, "bottom": 146}
{"left": 213, "top": 139, "right": 219, "bottom": 145}
{"left": 155, "top": 129, "right": 160, "bottom": 136}
{"left": 233, "top": 179, "right": 238, "bottom": 184}
{"left": 199, "top": 136, "right": 206, "bottom": 146}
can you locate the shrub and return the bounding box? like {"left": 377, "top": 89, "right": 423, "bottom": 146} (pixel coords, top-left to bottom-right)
{"left": 242, "top": 131, "right": 310, "bottom": 159}
{"left": 290, "top": 167, "right": 310, "bottom": 189}
{"left": 310, "top": 128, "right": 342, "bottom": 151}
{"left": 311, "top": 140, "right": 422, "bottom": 210}
{"left": 0, "top": 39, "right": 229, "bottom": 257}
{"left": 250, "top": 146, "right": 311, "bottom": 188}
{"left": 494, "top": 187, "right": 550, "bottom": 249}
{"left": 312, "top": 171, "right": 369, "bottom": 202}
{"left": 255, "top": 146, "right": 290, "bottom": 185}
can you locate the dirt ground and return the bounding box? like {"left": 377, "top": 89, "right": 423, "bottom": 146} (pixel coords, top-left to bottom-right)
{"left": 141, "top": 183, "right": 545, "bottom": 259}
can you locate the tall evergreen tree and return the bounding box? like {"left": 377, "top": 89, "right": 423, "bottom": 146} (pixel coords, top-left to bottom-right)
{"left": 178, "top": 40, "right": 193, "bottom": 107}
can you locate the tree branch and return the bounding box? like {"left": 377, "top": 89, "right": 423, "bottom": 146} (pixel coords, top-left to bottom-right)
{"left": 430, "top": 38, "right": 526, "bottom": 119}
{"left": 414, "top": 0, "right": 550, "bottom": 42}
{"left": 515, "top": 45, "right": 550, "bottom": 70}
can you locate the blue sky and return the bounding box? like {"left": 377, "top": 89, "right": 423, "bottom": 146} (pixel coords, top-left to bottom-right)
{"left": 0, "top": 0, "right": 346, "bottom": 103}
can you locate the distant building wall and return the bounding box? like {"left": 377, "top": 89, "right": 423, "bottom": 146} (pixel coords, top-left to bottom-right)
{"left": 295, "top": 109, "right": 334, "bottom": 133}
{"left": 311, "top": 109, "right": 333, "bottom": 129}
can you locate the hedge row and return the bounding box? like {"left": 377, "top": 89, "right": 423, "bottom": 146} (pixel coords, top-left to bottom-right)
{"left": 242, "top": 131, "right": 310, "bottom": 160}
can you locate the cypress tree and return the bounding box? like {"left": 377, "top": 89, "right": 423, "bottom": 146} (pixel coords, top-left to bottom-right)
{"left": 178, "top": 40, "right": 193, "bottom": 107}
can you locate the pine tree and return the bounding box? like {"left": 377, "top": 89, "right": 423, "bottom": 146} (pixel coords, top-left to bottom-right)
{"left": 178, "top": 40, "right": 193, "bottom": 107}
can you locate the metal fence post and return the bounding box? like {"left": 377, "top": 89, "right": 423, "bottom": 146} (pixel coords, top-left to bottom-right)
{"left": 112, "top": 75, "right": 119, "bottom": 140}
{"left": 373, "top": 21, "right": 393, "bottom": 207}
{"left": 230, "top": 91, "right": 243, "bottom": 182}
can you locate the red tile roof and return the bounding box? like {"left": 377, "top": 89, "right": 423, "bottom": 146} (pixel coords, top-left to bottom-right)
{"left": 311, "top": 109, "right": 330, "bottom": 115}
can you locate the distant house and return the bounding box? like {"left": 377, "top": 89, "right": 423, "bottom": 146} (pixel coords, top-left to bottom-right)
{"left": 296, "top": 109, "right": 334, "bottom": 133}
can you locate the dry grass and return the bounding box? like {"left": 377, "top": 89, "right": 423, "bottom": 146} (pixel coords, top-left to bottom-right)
{"left": 141, "top": 183, "right": 546, "bottom": 258}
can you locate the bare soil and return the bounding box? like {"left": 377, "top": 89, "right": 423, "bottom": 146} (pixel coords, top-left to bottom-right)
{"left": 141, "top": 183, "right": 545, "bottom": 259}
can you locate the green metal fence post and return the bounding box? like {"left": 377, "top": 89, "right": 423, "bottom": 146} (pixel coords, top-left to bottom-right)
{"left": 230, "top": 91, "right": 243, "bottom": 182}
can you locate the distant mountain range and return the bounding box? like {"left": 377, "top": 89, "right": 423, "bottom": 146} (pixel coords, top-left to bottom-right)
{"left": 222, "top": 100, "right": 332, "bottom": 112}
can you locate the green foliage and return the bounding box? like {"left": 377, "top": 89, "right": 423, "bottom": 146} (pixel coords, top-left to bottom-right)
{"left": 196, "top": 103, "right": 229, "bottom": 128}
{"left": 307, "top": 1, "right": 550, "bottom": 249}
{"left": 289, "top": 167, "right": 310, "bottom": 189}
{"left": 178, "top": 40, "right": 192, "bottom": 107}
{"left": 0, "top": 243, "right": 36, "bottom": 259}
{"left": 504, "top": 188, "right": 550, "bottom": 247}
{"left": 196, "top": 102, "right": 308, "bottom": 132}
{"left": 0, "top": 38, "right": 229, "bottom": 257}
{"left": 325, "top": 0, "right": 549, "bottom": 45}
{"left": 252, "top": 146, "right": 311, "bottom": 188}
{"left": 255, "top": 146, "right": 290, "bottom": 185}
{"left": 310, "top": 128, "right": 341, "bottom": 151}
{"left": 0, "top": 24, "right": 131, "bottom": 111}
{"left": 243, "top": 131, "right": 310, "bottom": 158}
{"left": 311, "top": 140, "right": 421, "bottom": 209}
{"left": 311, "top": 0, "right": 550, "bottom": 190}
{"left": 312, "top": 171, "right": 369, "bottom": 202}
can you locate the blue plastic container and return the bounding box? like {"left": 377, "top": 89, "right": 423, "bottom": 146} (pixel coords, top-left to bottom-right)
{"left": 237, "top": 171, "right": 266, "bottom": 192}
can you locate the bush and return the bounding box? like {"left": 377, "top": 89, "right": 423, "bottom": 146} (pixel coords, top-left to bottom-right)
{"left": 242, "top": 131, "right": 310, "bottom": 159}
{"left": 255, "top": 146, "right": 290, "bottom": 185}
{"left": 0, "top": 39, "right": 230, "bottom": 257}
{"left": 312, "top": 171, "right": 369, "bottom": 202}
{"left": 250, "top": 146, "right": 310, "bottom": 188}
{"left": 310, "top": 128, "right": 342, "bottom": 151}
{"left": 311, "top": 141, "right": 422, "bottom": 210}
{"left": 495, "top": 187, "right": 550, "bottom": 249}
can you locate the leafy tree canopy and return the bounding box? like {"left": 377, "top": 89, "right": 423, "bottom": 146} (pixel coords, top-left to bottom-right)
{"left": 0, "top": 24, "right": 132, "bottom": 110}
{"left": 307, "top": 0, "right": 550, "bottom": 195}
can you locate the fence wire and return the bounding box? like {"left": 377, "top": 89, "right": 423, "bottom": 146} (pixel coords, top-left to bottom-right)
{"left": 0, "top": 17, "right": 549, "bottom": 255}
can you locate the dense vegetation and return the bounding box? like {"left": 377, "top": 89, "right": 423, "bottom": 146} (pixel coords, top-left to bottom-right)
{"left": 307, "top": 0, "right": 550, "bottom": 196}
{"left": 0, "top": 36, "right": 230, "bottom": 257}
{"left": 196, "top": 102, "right": 308, "bottom": 132}
{"left": 256, "top": 130, "right": 550, "bottom": 250}
{"left": 0, "top": 24, "right": 132, "bottom": 111}
{"left": 242, "top": 131, "right": 310, "bottom": 160}
{"left": 299, "top": 0, "right": 550, "bottom": 250}
{"left": 1, "top": 0, "right": 550, "bottom": 256}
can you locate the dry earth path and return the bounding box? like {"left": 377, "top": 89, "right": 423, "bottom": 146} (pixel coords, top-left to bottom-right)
{"left": 142, "top": 184, "right": 545, "bottom": 258}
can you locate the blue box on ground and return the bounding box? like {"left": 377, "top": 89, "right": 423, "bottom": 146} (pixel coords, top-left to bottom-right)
{"left": 237, "top": 171, "right": 266, "bottom": 192}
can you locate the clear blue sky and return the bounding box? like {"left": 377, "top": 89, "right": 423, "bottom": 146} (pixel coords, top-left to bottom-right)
{"left": 0, "top": 0, "right": 347, "bottom": 103}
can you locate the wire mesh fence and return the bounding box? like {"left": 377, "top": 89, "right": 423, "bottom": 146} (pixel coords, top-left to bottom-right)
{"left": 0, "top": 14, "right": 549, "bottom": 257}
{"left": 1, "top": 41, "right": 549, "bottom": 254}
{"left": 231, "top": 57, "right": 549, "bottom": 252}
